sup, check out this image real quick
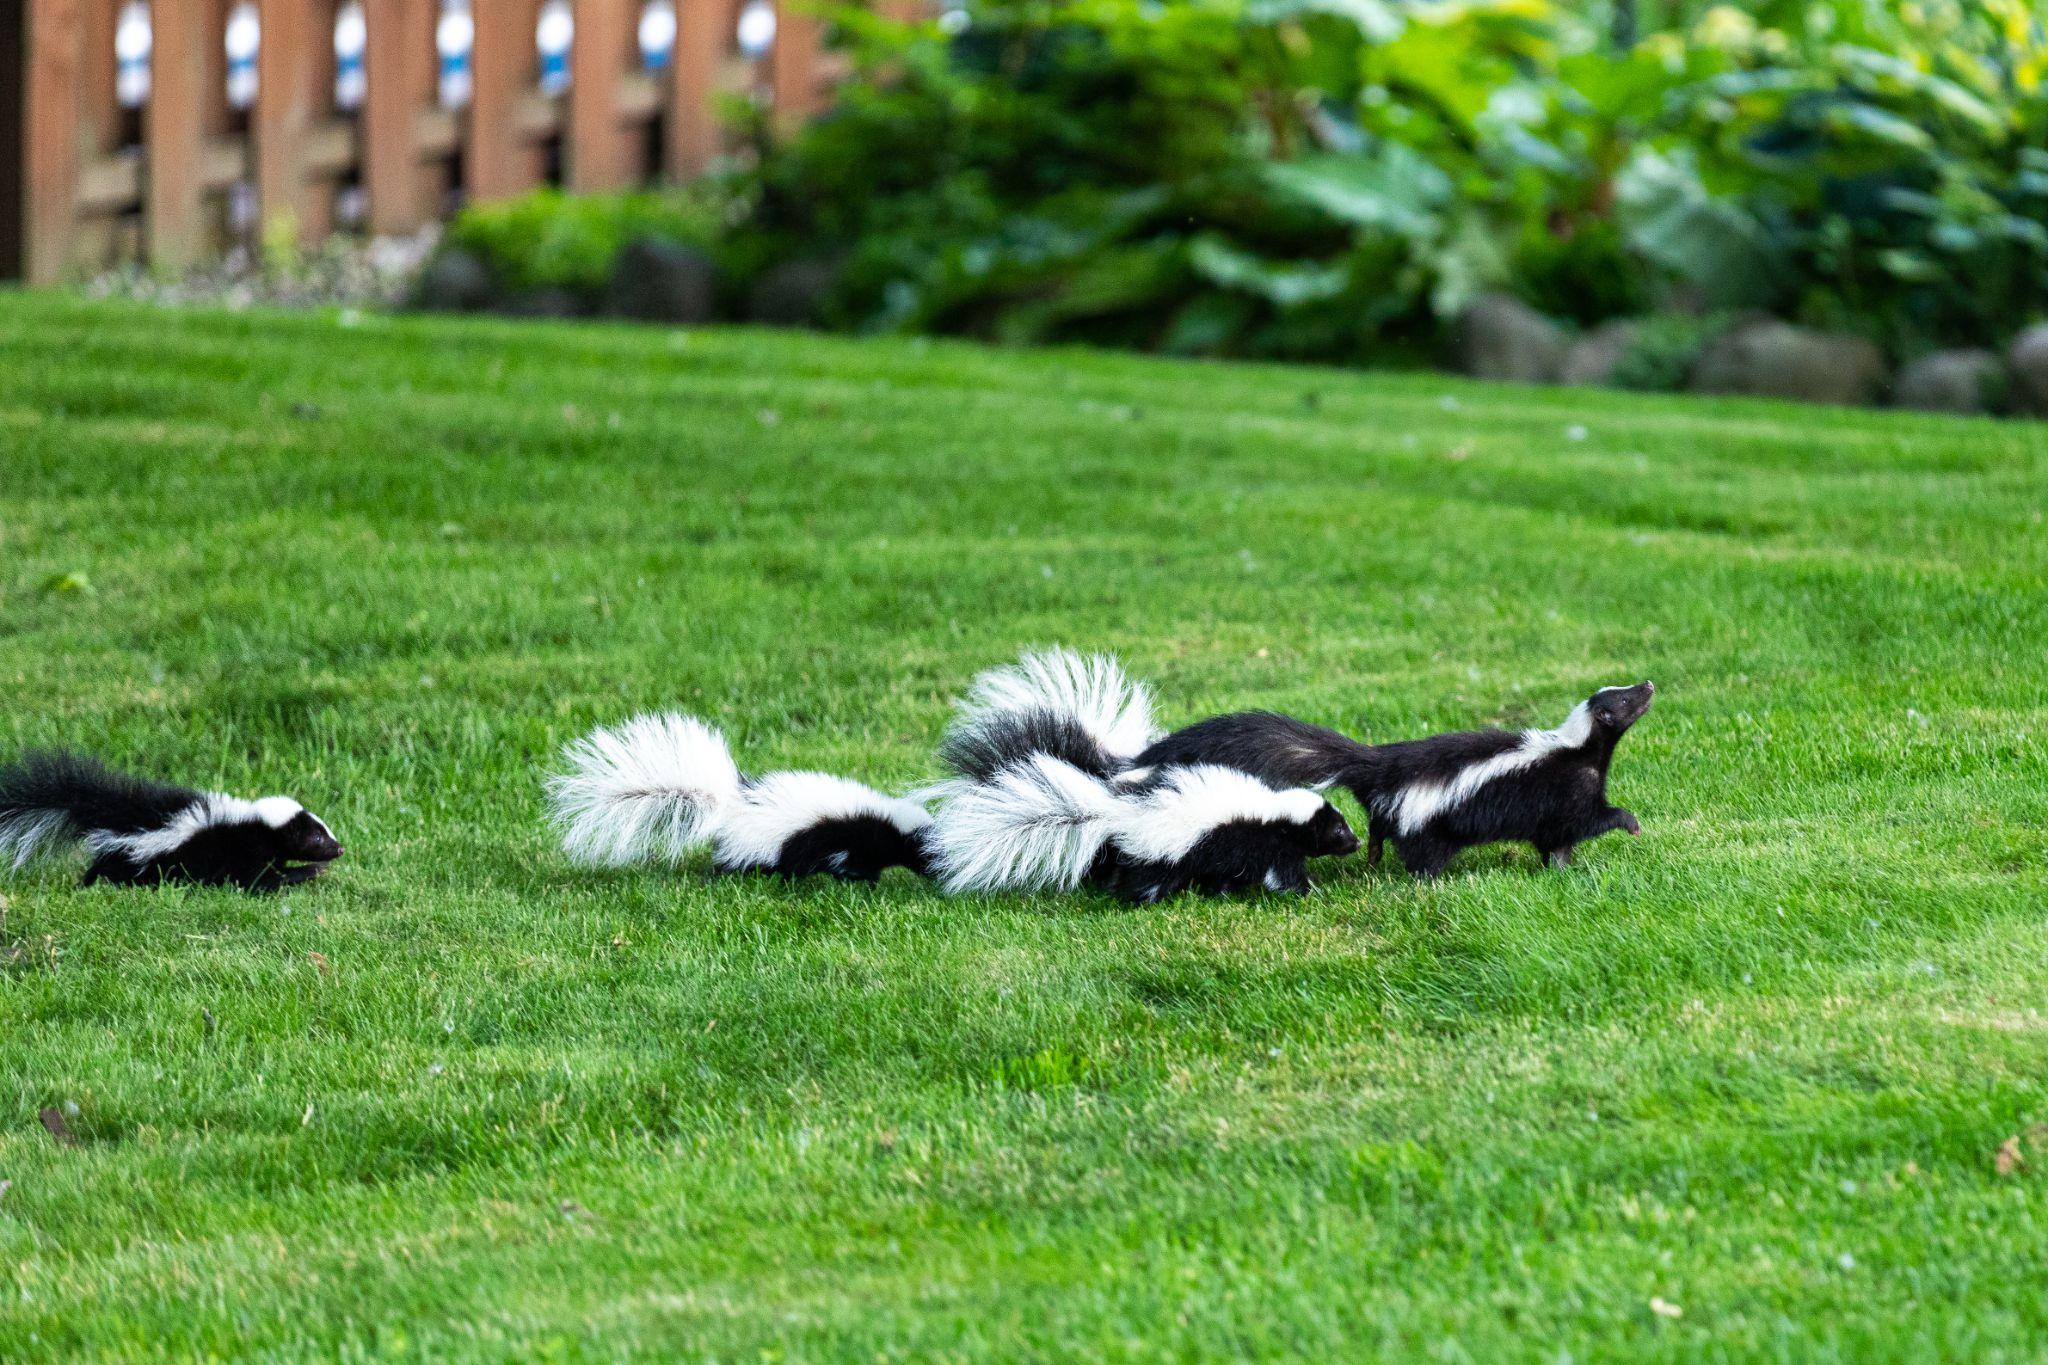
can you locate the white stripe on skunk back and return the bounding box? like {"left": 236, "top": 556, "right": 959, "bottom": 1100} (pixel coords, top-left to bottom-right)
{"left": 86, "top": 792, "right": 307, "bottom": 864}
{"left": 1386, "top": 699, "right": 1595, "bottom": 835}
{"left": 713, "top": 771, "right": 931, "bottom": 869}
{"left": 548, "top": 713, "right": 743, "bottom": 866}
{"left": 959, "top": 648, "right": 1159, "bottom": 761}
{"left": 1110, "top": 765, "right": 1324, "bottom": 864}
{"left": 927, "top": 753, "right": 1123, "bottom": 893}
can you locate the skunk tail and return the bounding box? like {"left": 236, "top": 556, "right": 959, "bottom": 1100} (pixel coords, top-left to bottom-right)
{"left": 0, "top": 750, "right": 195, "bottom": 870}
{"left": 926, "top": 709, "right": 1127, "bottom": 893}
{"left": 956, "top": 648, "right": 1158, "bottom": 765}
{"left": 0, "top": 756, "right": 87, "bottom": 869}
{"left": 547, "top": 714, "right": 744, "bottom": 867}
{"left": 927, "top": 755, "right": 1122, "bottom": 893}
{"left": 1133, "top": 710, "right": 1390, "bottom": 798}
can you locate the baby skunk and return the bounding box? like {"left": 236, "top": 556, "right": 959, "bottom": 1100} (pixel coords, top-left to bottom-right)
{"left": 548, "top": 713, "right": 933, "bottom": 882}
{"left": 928, "top": 651, "right": 1357, "bottom": 903}
{"left": 0, "top": 750, "right": 344, "bottom": 892}
{"left": 1134, "top": 682, "right": 1656, "bottom": 877}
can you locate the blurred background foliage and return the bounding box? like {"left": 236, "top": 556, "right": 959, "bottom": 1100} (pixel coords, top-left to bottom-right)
{"left": 446, "top": 0, "right": 2048, "bottom": 368}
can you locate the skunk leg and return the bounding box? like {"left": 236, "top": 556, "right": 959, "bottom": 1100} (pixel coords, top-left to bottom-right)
{"left": 81, "top": 853, "right": 144, "bottom": 887}
{"left": 1115, "top": 863, "right": 1184, "bottom": 905}
{"left": 1262, "top": 858, "right": 1313, "bottom": 896}
{"left": 1366, "top": 817, "right": 1389, "bottom": 868}
{"left": 1394, "top": 835, "right": 1454, "bottom": 880}
{"left": 1603, "top": 807, "right": 1642, "bottom": 837}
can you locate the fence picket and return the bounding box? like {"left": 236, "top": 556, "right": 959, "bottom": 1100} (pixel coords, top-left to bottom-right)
{"left": 21, "top": 0, "right": 82, "bottom": 284}
{"left": 666, "top": 0, "right": 732, "bottom": 177}
{"left": 466, "top": 0, "right": 530, "bottom": 201}
{"left": 364, "top": 0, "right": 429, "bottom": 233}
{"left": 568, "top": 0, "right": 628, "bottom": 190}
{"left": 255, "top": 0, "right": 312, "bottom": 245}
{"left": 769, "top": 1, "right": 819, "bottom": 132}
{"left": 144, "top": 0, "right": 207, "bottom": 272}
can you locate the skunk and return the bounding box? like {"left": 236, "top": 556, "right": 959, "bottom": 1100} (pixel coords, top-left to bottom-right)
{"left": 928, "top": 652, "right": 1357, "bottom": 902}
{"left": 1133, "top": 682, "right": 1656, "bottom": 876}
{"left": 0, "top": 750, "right": 344, "bottom": 891}
{"left": 547, "top": 712, "right": 933, "bottom": 882}
{"left": 1107, "top": 762, "right": 1361, "bottom": 903}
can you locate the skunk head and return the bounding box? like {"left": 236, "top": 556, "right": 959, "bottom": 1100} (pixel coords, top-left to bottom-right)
{"left": 1585, "top": 682, "right": 1655, "bottom": 737}
{"left": 1302, "top": 800, "right": 1360, "bottom": 858}
{"left": 247, "top": 797, "right": 345, "bottom": 868}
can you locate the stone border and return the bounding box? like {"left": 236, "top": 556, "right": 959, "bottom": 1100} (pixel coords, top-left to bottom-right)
{"left": 1458, "top": 292, "right": 2045, "bottom": 419}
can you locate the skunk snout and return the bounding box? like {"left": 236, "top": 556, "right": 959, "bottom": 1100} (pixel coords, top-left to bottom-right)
{"left": 280, "top": 811, "right": 344, "bottom": 862}
{"left": 1614, "top": 681, "right": 1656, "bottom": 727}
{"left": 1307, "top": 803, "right": 1361, "bottom": 858}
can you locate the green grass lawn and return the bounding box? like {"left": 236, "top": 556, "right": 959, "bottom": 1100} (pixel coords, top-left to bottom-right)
{"left": 1, "top": 292, "right": 2045, "bottom": 1361}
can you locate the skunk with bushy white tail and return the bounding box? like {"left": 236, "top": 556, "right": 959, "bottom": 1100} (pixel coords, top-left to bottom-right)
{"left": 926, "top": 651, "right": 1358, "bottom": 903}
{"left": 1133, "top": 682, "right": 1656, "bottom": 876}
{"left": 547, "top": 713, "right": 934, "bottom": 882}
{"left": 0, "top": 750, "right": 344, "bottom": 891}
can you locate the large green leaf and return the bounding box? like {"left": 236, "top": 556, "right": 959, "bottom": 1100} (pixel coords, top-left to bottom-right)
{"left": 1187, "top": 234, "right": 1351, "bottom": 307}
{"left": 1619, "top": 151, "right": 1785, "bottom": 309}
{"left": 1259, "top": 147, "right": 1453, "bottom": 236}
{"left": 1822, "top": 101, "right": 1937, "bottom": 153}
{"left": 1830, "top": 45, "right": 2006, "bottom": 140}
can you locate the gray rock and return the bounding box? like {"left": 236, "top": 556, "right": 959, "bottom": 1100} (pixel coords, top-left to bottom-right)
{"left": 1690, "top": 318, "right": 1887, "bottom": 406}
{"left": 746, "top": 259, "right": 838, "bottom": 328}
{"left": 1559, "top": 320, "right": 1642, "bottom": 387}
{"left": 1893, "top": 349, "right": 2005, "bottom": 414}
{"left": 411, "top": 247, "right": 494, "bottom": 312}
{"left": 605, "top": 237, "right": 718, "bottom": 324}
{"left": 500, "top": 287, "right": 584, "bottom": 319}
{"left": 1456, "top": 292, "right": 1567, "bottom": 384}
{"left": 2006, "top": 324, "right": 2048, "bottom": 416}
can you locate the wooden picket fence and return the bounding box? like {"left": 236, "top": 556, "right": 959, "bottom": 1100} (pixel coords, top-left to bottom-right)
{"left": 3, "top": 0, "right": 878, "bottom": 284}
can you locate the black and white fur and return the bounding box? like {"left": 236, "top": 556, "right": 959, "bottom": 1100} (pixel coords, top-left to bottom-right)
{"left": 548, "top": 713, "right": 934, "bottom": 882}
{"left": 0, "top": 750, "right": 344, "bottom": 892}
{"left": 928, "top": 651, "right": 1359, "bottom": 903}
{"left": 1134, "top": 683, "right": 1656, "bottom": 877}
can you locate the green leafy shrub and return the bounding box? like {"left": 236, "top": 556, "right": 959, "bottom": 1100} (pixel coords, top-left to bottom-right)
{"left": 1514, "top": 220, "right": 1648, "bottom": 325}
{"left": 1608, "top": 310, "right": 1737, "bottom": 392}
{"left": 443, "top": 187, "right": 722, "bottom": 301}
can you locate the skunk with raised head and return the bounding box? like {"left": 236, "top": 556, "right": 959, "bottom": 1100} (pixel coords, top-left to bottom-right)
{"left": 0, "top": 750, "right": 344, "bottom": 891}
{"left": 548, "top": 713, "right": 934, "bottom": 882}
{"left": 928, "top": 651, "right": 1358, "bottom": 903}
{"left": 1133, "top": 682, "right": 1656, "bottom": 876}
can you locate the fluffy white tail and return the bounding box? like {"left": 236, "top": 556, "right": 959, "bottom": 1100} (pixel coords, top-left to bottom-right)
{"left": 547, "top": 713, "right": 743, "bottom": 866}
{"left": 958, "top": 648, "right": 1159, "bottom": 763}
{"left": 927, "top": 753, "right": 1122, "bottom": 893}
